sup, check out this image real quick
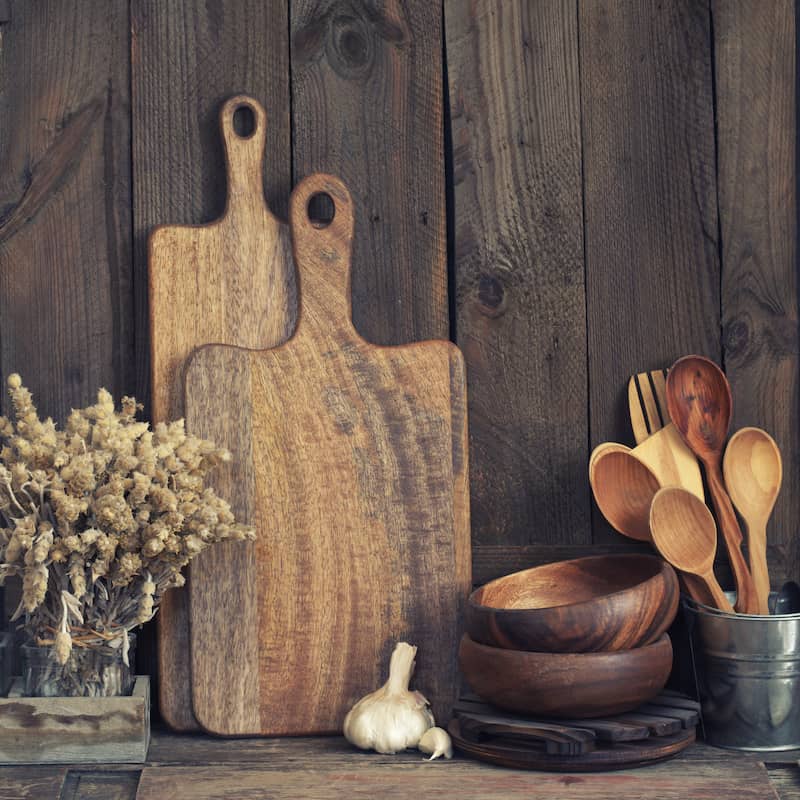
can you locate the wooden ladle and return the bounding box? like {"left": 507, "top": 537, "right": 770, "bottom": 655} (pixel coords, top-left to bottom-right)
{"left": 665, "top": 355, "right": 758, "bottom": 614}
{"left": 649, "top": 487, "right": 734, "bottom": 613}
{"left": 589, "top": 449, "right": 660, "bottom": 542}
{"left": 723, "top": 427, "right": 782, "bottom": 615}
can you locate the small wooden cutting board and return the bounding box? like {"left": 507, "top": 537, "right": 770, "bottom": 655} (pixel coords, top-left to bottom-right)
{"left": 184, "top": 173, "right": 471, "bottom": 735}
{"left": 148, "top": 96, "right": 296, "bottom": 731}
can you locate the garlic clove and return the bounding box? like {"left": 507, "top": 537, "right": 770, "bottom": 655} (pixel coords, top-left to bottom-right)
{"left": 418, "top": 726, "right": 453, "bottom": 760}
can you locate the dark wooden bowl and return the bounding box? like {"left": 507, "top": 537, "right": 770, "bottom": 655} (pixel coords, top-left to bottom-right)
{"left": 466, "top": 553, "right": 679, "bottom": 652}
{"left": 458, "top": 633, "right": 673, "bottom": 718}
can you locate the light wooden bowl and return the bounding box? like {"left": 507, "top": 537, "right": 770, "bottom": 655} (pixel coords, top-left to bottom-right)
{"left": 458, "top": 633, "right": 673, "bottom": 718}
{"left": 465, "top": 553, "right": 679, "bottom": 652}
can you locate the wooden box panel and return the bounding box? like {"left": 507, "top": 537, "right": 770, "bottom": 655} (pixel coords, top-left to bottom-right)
{"left": 0, "top": 676, "right": 150, "bottom": 765}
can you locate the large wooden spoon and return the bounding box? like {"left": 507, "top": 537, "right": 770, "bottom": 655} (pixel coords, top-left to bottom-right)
{"left": 649, "top": 487, "right": 734, "bottom": 613}
{"left": 589, "top": 449, "right": 659, "bottom": 542}
{"left": 588, "top": 442, "right": 630, "bottom": 485}
{"left": 665, "top": 355, "right": 758, "bottom": 614}
{"left": 723, "top": 427, "right": 782, "bottom": 614}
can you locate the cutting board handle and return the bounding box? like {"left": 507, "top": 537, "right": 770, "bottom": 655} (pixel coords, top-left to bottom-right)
{"left": 220, "top": 95, "right": 270, "bottom": 219}
{"left": 289, "top": 173, "right": 356, "bottom": 335}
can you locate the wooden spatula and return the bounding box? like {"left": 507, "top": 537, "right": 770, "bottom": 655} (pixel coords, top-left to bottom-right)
{"left": 628, "top": 370, "right": 704, "bottom": 500}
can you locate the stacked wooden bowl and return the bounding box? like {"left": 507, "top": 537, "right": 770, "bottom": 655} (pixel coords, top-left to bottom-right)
{"left": 460, "top": 554, "right": 680, "bottom": 718}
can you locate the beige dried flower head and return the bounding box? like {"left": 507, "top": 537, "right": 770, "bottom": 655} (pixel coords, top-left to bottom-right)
{"left": 0, "top": 376, "right": 255, "bottom": 662}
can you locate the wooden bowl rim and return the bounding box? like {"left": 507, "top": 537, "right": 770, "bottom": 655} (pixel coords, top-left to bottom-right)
{"left": 468, "top": 553, "right": 674, "bottom": 615}
{"left": 460, "top": 631, "right": 672, "bottom": 663}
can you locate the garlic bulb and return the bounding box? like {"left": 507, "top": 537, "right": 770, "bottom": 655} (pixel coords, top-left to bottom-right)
{"left": 418, "top": 727, "right": 453, "bottom": 760}
{"left": 343, "top": 642, "right": 435, "bottom": 754}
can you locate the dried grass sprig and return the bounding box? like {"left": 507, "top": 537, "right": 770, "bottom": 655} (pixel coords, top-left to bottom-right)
{"left": 0, "top": 375, "right": 255, "bottom": 665}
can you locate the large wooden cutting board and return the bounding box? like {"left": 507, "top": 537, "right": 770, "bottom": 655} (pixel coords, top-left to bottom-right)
{"left": 185, "top": 174, "right": 471, "bottom": 736}
{"left": 148, "top": 96, "right": 296, "bottom": 731}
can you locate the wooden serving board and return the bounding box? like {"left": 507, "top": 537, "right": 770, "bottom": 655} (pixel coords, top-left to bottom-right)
{"left": 148, "top": 96, "right": 296, "bottom": 731}
{"left": 184, "top": 173, "right": 471, "bottom": 736}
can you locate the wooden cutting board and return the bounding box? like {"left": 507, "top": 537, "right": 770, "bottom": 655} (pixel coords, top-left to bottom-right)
{"left": 184, "top": 173, "right": 471, "bottom": 736}
{"left": 148, "top": 95, "right": 296, "bottom": 731}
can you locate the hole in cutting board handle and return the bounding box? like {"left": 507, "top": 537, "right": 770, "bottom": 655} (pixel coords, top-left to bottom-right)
{"left": 232, "top": 104, "right": 256, "bottom": 138}
{"left": 307, "top": 192, "right": 335, "bottom": 229}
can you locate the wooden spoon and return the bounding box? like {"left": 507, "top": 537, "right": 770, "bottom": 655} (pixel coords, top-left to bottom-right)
{"left": 588, "top": 446, "right": 714, "bottom": 606}
{"left": 649, "top": 487, "right": 734, "bottom": 613}
{"left": 723, "top": 427, "right": 782, "bottom": 614}
{"left": 589, "top": 449, "right": 660, "bottom": 542}
{"left": 665, "top": 355, "right": 757, "bottom": 614}
{"left": 588, "top": 442, "right": 630, "bottom": 485}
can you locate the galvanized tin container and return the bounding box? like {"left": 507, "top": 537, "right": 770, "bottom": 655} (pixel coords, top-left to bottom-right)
{"left": 684, "top": 595, "right": 800, "bottom": 751}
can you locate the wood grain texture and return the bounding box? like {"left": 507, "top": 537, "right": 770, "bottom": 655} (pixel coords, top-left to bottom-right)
{"left": 0, "top": 767, "right": 66, "bottom": 800}
{"left": 713, "top": 0, "right": 799, "bottom": 586}
{"left": 580, "top": 1, "right": 721, "bottom": 542}
{"left": 446, "top": 0, "right": 588, "bottom": 548}
{"left": 449, "top": 718, "right": 695, "bottom": 772}
{"left": 60, "top": 770, "right": 141, "bottom": 800}
{"left": 630, "top": 425, "right": 705, "bottom": 502}
{"left": 0, "top": 677, "right": 149, "bottom": 764}
{"left": 649, "top": 488, "right": 734, "bottom": 613}
{"left": 458, "top": 634, "right": 673, "bottom": 719}
{"left": 132, "top": 0, "right": 292, "bottom": 405}
{"left": 133, "top": 0, "right": 292, "bottom": 732}
{"left": 723, "top": 427, "right": 783, "bottom": 614}
{"left": 134, "top": 741, "right": 780, "bottom": 800}
{"left": 145, "top": 94, "right": 296, "bottom": 732}
{"left": 665, "top": 355, "right": 758, "bottom": 613}
{"left": 0, "top": 0, "right": 133, "bottom": 417}
{"left": 290, "top": 0, "right": 448, "bottom": 345}
{"left": 185, "top": 174, "right": 470, "bottom": 735}
{"left": 466, "top": 554, "right": 678, "bottom": 653}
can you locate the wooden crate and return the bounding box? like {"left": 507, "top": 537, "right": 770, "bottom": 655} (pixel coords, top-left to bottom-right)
{"left": 0, "top": 675, "right": 150, "bottom": 764}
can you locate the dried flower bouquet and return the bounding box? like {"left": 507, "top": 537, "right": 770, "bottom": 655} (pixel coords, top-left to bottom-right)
{"left": 0, "top": 375, "right": 254, "bottom": 695}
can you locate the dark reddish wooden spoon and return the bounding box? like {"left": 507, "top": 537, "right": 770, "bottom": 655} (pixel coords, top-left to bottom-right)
{"left": 665, "top": 355, "right": 757, "bottom": 614}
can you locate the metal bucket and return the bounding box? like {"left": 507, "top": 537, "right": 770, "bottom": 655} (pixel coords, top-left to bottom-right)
{"left": 683, "top": 595, "right": 800, "bottom": 751}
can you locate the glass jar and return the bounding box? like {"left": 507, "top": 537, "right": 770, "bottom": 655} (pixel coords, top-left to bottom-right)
{"left": 22, "top": 634, "right": 136, "bottom": 697}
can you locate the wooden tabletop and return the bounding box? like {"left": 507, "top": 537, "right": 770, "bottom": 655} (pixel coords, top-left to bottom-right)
{"left": 2, "top": 730, "right": 798, "bottom": 799}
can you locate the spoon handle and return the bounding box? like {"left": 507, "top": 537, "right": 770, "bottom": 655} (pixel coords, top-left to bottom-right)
{"left": 745, "top": 519, "right": 770, "bottom": 614}
{"left": 706, "top": 462, "right": 758, "bottom": 614}
{"left": 699, "top": 568, "right": 735, "bottom": 613}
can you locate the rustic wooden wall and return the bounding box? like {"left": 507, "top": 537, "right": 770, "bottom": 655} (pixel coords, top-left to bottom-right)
{"left": 0, "top": 0, "right": 796, "bottom": 642}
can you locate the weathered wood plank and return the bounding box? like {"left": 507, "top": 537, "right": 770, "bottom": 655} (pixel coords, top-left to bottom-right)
{"left": 290, "top": 0, "right": 448, "bottom": 345}
{"left": 130, "top": 0, "right": 291, "bottom": 731}
{"left": 445, "top": 0, "right": 588, "bottom": 548}
{"left": 713, "top": 0, "right": 798, "bottom": 586}
{"left": 580, "top": 0, "right": 721, "bottom": 542}
{"left": 131, "top": 0, "right": 292, "bottom": 409}
{"left": 134, "top": 752, "right": 778, "bottom": 800}
{"left": 0, "top": 0, "right": 132, "bottom": 653}
{"left": 60, "top": 770, "right": 140, "bottom": 800}
{"left": 0, "top": 766, "right": 66, "bottom": 800}
{"left": 0, "top": 677, "right": 149, "bottom": 765}
{"left": 471, "top": 543, "right": 791, "bottom": 587}
{"left": 0, "top": 0, "right": 133, "bottom": 417}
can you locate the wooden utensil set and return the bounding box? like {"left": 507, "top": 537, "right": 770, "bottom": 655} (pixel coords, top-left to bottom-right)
{"left": 151, "top": 96, "right": 471, "bottom": 735}
{"left": 591, "top": 357, "right": 783, "bottom": 615}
